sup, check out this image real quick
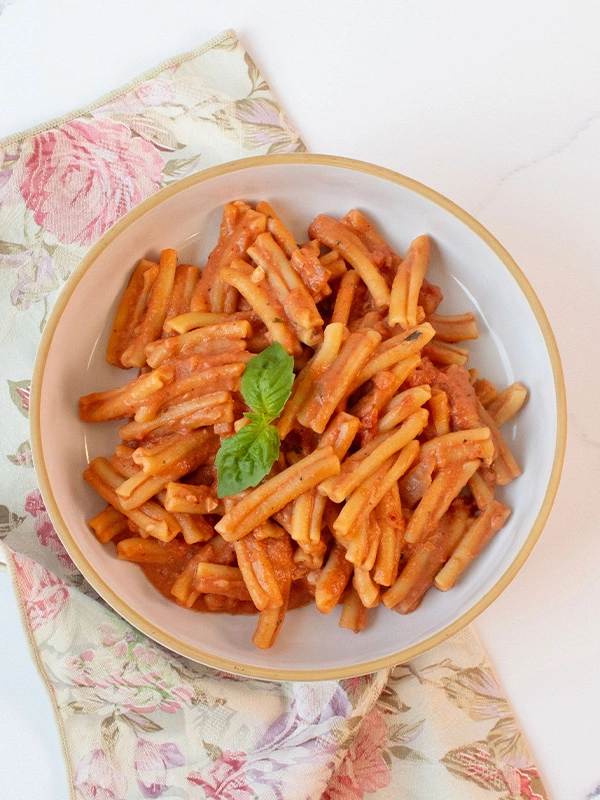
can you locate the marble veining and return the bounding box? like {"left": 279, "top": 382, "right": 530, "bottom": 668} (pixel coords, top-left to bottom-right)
{"left": 474, "top": 111, "right": 600, "bottom": 216}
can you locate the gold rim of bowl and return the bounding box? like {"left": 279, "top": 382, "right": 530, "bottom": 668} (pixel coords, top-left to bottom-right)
{"left": 30, "top": 153, "right": 567, "bottom": 681}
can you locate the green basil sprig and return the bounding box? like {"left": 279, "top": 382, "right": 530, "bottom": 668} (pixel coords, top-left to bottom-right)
{"left": 215, "top": 342, "right": 295, "bottom": 498}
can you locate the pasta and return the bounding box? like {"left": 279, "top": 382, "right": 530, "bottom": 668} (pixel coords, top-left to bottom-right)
{"left": 80, "top": 200, "right": 527, "bottom": 649}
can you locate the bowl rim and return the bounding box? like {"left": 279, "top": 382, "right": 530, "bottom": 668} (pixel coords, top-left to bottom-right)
{"left": 30, "top": 153, "right": 567, "bottom": 681}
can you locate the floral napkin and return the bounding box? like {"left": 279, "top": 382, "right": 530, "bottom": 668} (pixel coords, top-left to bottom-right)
{"left": 0, "top": 29, "right": 548, "bottom": 800}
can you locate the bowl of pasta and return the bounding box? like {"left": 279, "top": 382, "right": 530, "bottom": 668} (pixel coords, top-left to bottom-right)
{"left": 31, "top": 154, "right": 566, "bottom": 680}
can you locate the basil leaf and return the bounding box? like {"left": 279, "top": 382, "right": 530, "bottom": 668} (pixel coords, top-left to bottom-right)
{"left": 216, "top": 343, "right": 295, "bottom": 496}
{"left": 241, "top": 342, "right": 295, "bottom": 420}
{"left": 215, "top": 421, "right": 281, "bottom": 498}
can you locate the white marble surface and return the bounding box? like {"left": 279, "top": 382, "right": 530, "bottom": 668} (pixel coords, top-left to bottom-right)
{"left": 1, "top": 1, "right": 599, "bottom": 798}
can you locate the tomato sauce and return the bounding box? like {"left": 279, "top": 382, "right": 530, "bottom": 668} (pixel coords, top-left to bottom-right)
{"left": 136, "top": 542, "right": 313, "bottom": 615}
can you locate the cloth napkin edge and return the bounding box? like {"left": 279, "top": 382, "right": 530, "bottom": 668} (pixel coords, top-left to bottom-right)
{"left": 0, "top": 27, "right": 238, "bottom": 150}
{"left": 1, "top": 542, "right": 76, "bottom": 800}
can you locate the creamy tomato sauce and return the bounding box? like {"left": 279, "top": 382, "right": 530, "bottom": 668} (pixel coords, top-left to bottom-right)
{"left": 135, "top": 540, "right": 314, "bottom": 615}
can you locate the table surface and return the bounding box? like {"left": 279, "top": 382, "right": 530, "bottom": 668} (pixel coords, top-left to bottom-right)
{"left": 1, "top": 2, "right": 599, "bottom": 799}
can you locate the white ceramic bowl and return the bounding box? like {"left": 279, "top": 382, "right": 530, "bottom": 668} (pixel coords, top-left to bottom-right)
{"left": 31, "top": 154, "right": 566, "bottom": 680}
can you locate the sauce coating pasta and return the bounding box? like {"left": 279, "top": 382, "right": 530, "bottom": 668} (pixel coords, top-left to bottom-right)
{"left": 80, "top": 202, "right": 527, "bottom": 649}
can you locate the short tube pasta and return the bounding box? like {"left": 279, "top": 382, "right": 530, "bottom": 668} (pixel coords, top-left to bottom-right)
{"left": 80, "top": 199, "right": 527, "bottom": 649}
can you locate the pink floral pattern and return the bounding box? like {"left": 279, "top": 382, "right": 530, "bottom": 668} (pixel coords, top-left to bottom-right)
{"left": 25, "top": 488, "right": 76, "bottom": 570}
{"left": 134, "top": 80, "right": 176, "bottom": 108}
{"left": 8, "top": 379, "right": 30, "bottom": 416}
{"left": 64, "top": 630, "right": 194, "bottom": 715}
{"left": 19, "top": 118, "right": 164, "bottom": 246}
{"left": 507, "top": 768, "right": 546, "bottom": 800}
{"left": 188, "top": 751, "right": 251, "bottom": 800}
{"left": 134, "top": 738, "right": 185, "bottom": 798}
{"left": 0, "top": 29, "right": 548, "bottom": 800}
{"left": 74, "top": 749, "right": 128, "bottom": 800}
{"left": 323, "top": 710, "right": 391, "bottom": 800}
{"left": 11, "top": 551, "right": 70, "bottom": 630}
